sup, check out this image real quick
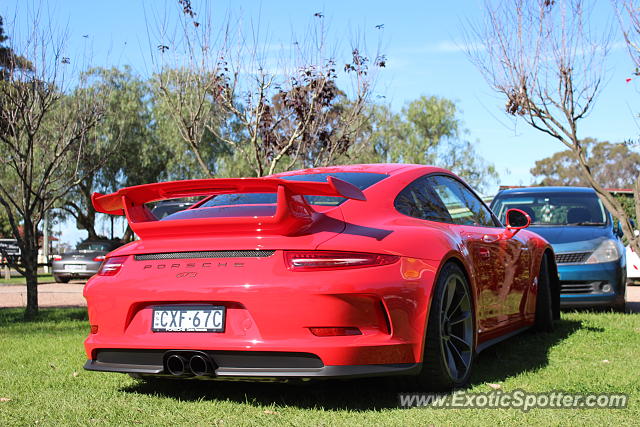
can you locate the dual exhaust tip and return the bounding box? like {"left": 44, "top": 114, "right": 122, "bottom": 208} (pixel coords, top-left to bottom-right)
{"left": 165, "top": 352, "right": 214, "bottom": 377}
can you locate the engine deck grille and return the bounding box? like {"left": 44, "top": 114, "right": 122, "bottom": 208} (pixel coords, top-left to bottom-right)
{"left": 134, "top": 250, "right": 275, "bottom": 261}
{"left": 555, "top": 252, "right": 591, "bottom": 264}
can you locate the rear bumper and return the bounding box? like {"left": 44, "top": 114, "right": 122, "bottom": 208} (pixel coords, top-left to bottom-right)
{"left": 82, "top": 349, "right": 420, "bottom": 379}
{"left": 52, "top": 260, "right": 101, "bottom": 278}
{"left": 83, "top": 256, "right": 438, "bottom": 368}
{"left": 53, "top": 271, "right": 96, "bottom": 279}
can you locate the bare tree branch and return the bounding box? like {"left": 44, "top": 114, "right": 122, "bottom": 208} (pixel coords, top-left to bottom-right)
{"left": 468, "top": 0, "right": 640, "bottom": 252}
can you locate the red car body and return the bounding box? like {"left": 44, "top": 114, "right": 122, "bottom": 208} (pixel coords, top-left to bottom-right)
{"left": 83, "top": 164, "right": 559, "bottom": 385}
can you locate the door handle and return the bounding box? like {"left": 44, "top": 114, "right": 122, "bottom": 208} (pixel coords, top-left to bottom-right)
{"left": 482, "top": 234, "right": 498, "bottom": 243}
{"left": 478, "top": 248, "right": 490, "bottom": 258}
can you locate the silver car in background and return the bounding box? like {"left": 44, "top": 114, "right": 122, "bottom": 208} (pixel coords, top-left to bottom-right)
{"left": 52, "top": 239, "right": 122, "bottom": 283}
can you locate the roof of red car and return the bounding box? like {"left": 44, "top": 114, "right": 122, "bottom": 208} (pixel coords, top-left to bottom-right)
{"left": 271, "top": 163, "right": 440, "bottom": 177}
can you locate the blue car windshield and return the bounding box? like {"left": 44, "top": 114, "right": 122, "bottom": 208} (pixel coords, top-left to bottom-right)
{"left": 199, "top": 172, "right": 388, "bottom": 207}
{"left": 491, "top": 192, "right": 607, "bottom": 226}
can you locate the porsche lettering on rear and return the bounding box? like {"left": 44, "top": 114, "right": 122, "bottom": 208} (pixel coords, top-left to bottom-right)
{"left": 142, "top": 262, "right": 245, "bottom": 269}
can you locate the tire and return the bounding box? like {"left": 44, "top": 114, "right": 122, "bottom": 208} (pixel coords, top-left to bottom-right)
{"left": 414, "top": 262, "right": 475, "bottom": 391}
{"left": 534, "top": 256, "right": 554, "bottom": 333}
{"left": 612, "top": 300, "right": 626, "bottom": 313}
{"left": 53, "top": 274, "right": 70, "bottom": 283}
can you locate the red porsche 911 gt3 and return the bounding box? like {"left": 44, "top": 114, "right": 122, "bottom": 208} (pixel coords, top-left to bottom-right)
{"left": 83, "top": 164, "right": 559, "bottom": 390}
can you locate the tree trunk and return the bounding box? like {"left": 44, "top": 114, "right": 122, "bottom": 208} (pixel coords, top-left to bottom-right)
{"left": 77, "top": 212, "right": 99, "bottom": 240}
{"left": 633, "top": 175, "right": 640, "bottom": 253}
{"left": 22, "top": 218, "right": 39, "bottom": 319}
{"left": 24, "top": 255, "right": 39, "bottom": 319}
{"left": 122, "top": 225, "right": 135, "bottom": 242}
{"left": 79, "top": 179, "right": 99, "bottom": 239}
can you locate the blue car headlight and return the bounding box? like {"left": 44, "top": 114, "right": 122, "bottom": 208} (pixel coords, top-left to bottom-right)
{"left": 585, "top": 239, "right": 620, "bottom": 264}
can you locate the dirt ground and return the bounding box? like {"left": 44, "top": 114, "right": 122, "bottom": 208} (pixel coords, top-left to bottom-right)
{"left": 1, "top": 279, "right": 640, "bottom": 312}
{"left": 0, "top": 280, "right": 86, "bottom": 308}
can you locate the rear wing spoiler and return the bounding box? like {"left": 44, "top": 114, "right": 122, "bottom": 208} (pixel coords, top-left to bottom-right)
{"left": 91, "top": 177, "right": 365, "bottom": 239}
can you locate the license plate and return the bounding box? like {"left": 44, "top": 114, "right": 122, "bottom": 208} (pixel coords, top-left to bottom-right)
{"left": 152, "top": 306, "right": 225, "bottom": 332}
{"left": 64, "top": 264, "right": 86, "bottom": 272}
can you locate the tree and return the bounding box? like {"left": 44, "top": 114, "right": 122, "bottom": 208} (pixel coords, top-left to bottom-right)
{"left": 151, "top": 4, "right": 384, "bottom": 178}
{"left": 468, "top": 0, "right": 640, "bottom": 253}
{"left": 531, "top": 138, "right": 640, "bottom": 188}
{"left": 0, "top": 12, "right": 107, "bottom": 317}
{"left": 151, "top": 68, "right": 232, "bottom": 179}
{"left": 616, "top": 1, "right": 640, "bottom": 231}
{"left": 0, "top": 16, "right": 32, "bottom": 78}
{"left": 532, "top": 138, "right": 640, "bottom": 221}
{"left": 61, "top": 67, "right": 170, "bottom": 240}
{"left": 347, "top": 96, "right": 498, "bottom": 191}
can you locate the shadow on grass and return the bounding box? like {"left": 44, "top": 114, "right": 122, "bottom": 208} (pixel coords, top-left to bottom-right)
{"left": 0, "top": 307, "right": 88, "bottom": 325}
{"left": 122, "top": 318, "right": 593, "bottom": 410}
{"left": 470, "top": 319, "right": 591, "bottom": 385}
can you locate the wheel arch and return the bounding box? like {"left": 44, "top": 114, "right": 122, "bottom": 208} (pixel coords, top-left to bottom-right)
{"left": 419, "top": 252, "right": 479, "bottom": 359}
{"left": 543, "top": 248, "right": 561, "bottom": 320}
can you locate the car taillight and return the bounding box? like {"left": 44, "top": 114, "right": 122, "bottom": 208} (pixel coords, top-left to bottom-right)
{"left": 97, "top": 256, "right": 127, "bottom": 276}
{"left": 53, "top": 255, "right": 62, "bottom": 261}
{"left": 284, "top": 251, "right": 399, "bottom": 271}
{"left": 93, "top": 255, "right": 105, "bottom": 262}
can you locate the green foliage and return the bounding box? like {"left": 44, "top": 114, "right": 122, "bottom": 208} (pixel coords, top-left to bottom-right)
{"left": 51, "top": 72, "right": 499, "bottom": 239}
{"left": 0, "top": 16, "right": 31, "bottom": 239}
{"left": 0, "top": 15, "right": 32, "bottom": 78}
{"left": 615, "top": 194, "right": 637, "bottom": 225}
{"left": 531, "top": 138, "right": 640, "bottom": 224}
{"left": 88, "top": 66, "right": 169, "bottom": 189}
{"left": 57, "top": 67, "right": 170, "bottom": 238}
{"left": 397, "top": 95, "right": 460, "bottom": 164}
{"left": 346, "top": 96, "right": 498, "bottom": 191}
{"left": 0, "top": 210, "right": 11, "bottom": 237}
{"left": 531, "top": 138, "right": 640, "bottom": 189}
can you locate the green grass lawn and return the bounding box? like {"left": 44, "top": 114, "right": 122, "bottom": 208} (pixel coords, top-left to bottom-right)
{"left": 0, "top": 308, "right": 638, "bottom": 426}
{"left": 0, "top": 274, "right": 54, "bottom": 285}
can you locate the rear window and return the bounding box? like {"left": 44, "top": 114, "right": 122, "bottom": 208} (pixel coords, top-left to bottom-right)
{"left": 77, "top": 241, "right": 117, "bottom": 252}
{"left": 491, "top": 192, "right": 607, "bottom": 226}
{"left": 151, "top": 202, "right": 195, "bottom": 219}
{"left": 199, "top": 172, "right": 388, "bottom": 208}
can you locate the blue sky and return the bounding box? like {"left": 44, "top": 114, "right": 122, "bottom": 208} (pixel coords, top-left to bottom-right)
{"left": 3, "top": 1, "right": 639, "bottom": 244}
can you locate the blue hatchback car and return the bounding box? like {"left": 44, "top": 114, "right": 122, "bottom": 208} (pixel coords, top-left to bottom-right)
{"left": 491, "top": 187, "right": 626, "bottom": 311}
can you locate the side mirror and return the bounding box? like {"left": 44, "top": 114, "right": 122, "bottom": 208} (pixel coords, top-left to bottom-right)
{"left": 504, "top": 208, "right": 531, "bottom": 239}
